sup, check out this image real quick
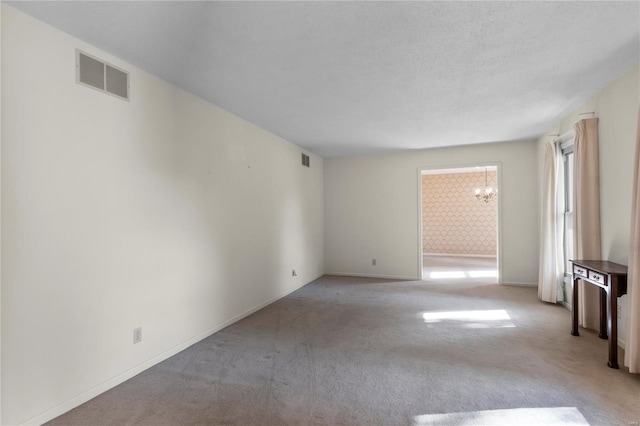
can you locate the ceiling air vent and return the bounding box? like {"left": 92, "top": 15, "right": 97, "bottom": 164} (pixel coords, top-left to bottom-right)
{"left": 76, "top": 49, "right": 129, "bottom": 101}
{"left": 301, "top": 153, "right": 310, "bottom": 168}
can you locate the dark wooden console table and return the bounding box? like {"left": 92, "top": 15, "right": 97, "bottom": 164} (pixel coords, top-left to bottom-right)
{"left": 570, "top": 260, "right": 627, "bottom": 368}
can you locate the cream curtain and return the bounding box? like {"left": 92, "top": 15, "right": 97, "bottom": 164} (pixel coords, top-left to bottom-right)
{"left": 573, "top": 118, "right": 601, "bottom": 331}
{"left": 624, "top": 108, "right": 640, "bottom": 373}
{"left": 538, "top": 141, "right": 564, "bottom": 303}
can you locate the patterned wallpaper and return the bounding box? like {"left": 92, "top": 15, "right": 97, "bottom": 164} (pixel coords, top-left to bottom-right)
{"left": 422, "top": 171, "right": 497, "bottom": 256}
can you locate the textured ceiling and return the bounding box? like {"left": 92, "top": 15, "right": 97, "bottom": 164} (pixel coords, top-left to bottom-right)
{"left": 7, "top": 1, "right": 640, "bottom": 157}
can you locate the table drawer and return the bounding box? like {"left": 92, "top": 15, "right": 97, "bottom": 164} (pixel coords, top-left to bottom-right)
{"left": 573, "top": 266, "right": 588, "bottom": 278}
{"left": 588, "top": 271, "right": 606, "bottom": 284}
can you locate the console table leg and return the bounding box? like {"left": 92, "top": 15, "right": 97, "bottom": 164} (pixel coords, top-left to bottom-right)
{"left": 571, "top": 278, "right": 579, "bottom": 336}
{"left": 599, "top": 288, "right": 608, "bottom": 339}
{"left": 608, "top": 276, "right": 619, "bottom": 369}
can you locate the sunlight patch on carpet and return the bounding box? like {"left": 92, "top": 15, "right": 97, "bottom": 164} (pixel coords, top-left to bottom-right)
{"left": 422, "top": 309, "right": 515, "bottom": 328}
{"left": 468, "top": 270, "right": 499, "bottom": 278}
{"left": 430, "top": 271, "right": 466, "bottom": 279}
{"left": 413, "top": 407, "right": 589, "bottom": 425}
{"left": 429, "top": 270, "right": 498, "bottom": 279}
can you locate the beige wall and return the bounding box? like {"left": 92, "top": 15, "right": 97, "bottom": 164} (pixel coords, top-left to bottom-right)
{"left": 536, "top": 62, "right": 639, "bottom": 344}
{"left": 325, "top": 140, "right": 538, "bottom": 283}
{"left": 422, "top": 172, "right": 497, "bottom": 256}
{"left": 1, "top": 6, "right": 324, "bottom": 425}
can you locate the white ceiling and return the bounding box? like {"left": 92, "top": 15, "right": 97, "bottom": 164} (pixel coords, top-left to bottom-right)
{"left": 7, "top": 1, "right": 640, "bottom": 158}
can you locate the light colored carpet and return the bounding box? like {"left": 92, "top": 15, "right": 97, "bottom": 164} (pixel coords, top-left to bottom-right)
{"left": 47, "top": 275, "right": 640, "bottom": 425}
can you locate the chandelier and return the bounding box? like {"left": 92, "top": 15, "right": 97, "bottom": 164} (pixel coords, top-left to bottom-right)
{"left": 474, "top": 168, "right": 496, "bottom": 203}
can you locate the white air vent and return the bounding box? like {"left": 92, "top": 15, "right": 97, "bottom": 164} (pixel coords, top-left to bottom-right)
{"left": 302, "top": 153, "right": 310, "bottom": 168}
{"left": 76, "top": 49, "right": 129, "bottom": 101}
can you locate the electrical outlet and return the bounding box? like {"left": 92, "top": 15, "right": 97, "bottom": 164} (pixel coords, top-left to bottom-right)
{"left": 133, "top": 327, "right": 142, "bottom": 344}
{"left": 292, "top": 269, "right": 297, "bottom": 277}
{"left": 372, "top": 259, "right": 376, "bottom": 266}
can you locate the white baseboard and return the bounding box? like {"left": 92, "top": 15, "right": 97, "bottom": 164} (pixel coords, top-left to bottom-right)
{"left": 21, "top": 276, "right": 320, "bottom": 426}
{"left": 423, "top": 253, "right": 497, "bottom": 258}
{"left": 618, "top": 338, "right": 626, "bottom": 350}
{"left": 325, "top": 272, "right": 418, "bottom": 281}
{"left": 501, "top": 282, "right": 537, "bottom": 287}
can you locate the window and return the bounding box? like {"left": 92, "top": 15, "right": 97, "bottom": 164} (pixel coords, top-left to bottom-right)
{"left": 561, "top": 139, "right": 574, "bottom": 300}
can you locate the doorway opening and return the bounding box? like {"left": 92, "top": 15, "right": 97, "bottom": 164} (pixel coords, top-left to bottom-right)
{"left": 419, "top": 165, "right": 501, "bottom": 283}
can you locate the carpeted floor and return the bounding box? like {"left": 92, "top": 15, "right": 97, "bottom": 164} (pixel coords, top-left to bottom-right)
{"left": 48, "top": 275, "right": 640, "bottom": 425}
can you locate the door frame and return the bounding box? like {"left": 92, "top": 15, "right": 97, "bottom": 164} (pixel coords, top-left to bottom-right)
{"left": 417, "top": 162, "right": 503, "bottom": 284}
